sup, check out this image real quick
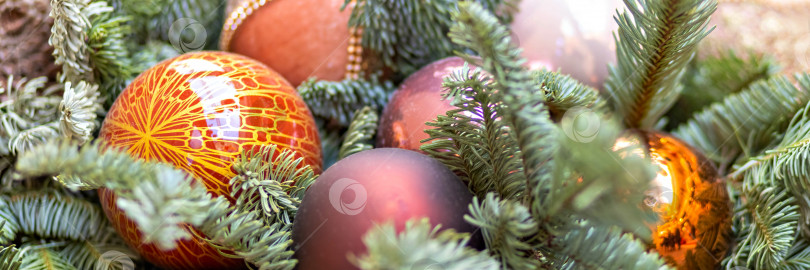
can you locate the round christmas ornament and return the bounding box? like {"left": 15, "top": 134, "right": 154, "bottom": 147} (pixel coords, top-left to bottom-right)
{"left": 292, "top": 148, "right": 481, "bottom": 270}
{"left": 0, "top": 0, "right": 58, "bottom": 84}
{"left": 220, "top": 0, "right": 362, "bottom": 87}
{"left": 376, "top": 56, "right": 471, "bottom": 152}
{"left": 97, "top": 51, "right": 322, "bottom": 269}
{"left": 510, "top": 0, "right": 622, "bottom": 87}
{"left": 617, "top": 130, "right": 732, "bottom": 269}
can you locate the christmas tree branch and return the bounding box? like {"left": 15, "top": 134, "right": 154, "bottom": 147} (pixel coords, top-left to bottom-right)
{"left": 422, "top": 63, "right": 526, "bottom": 199}
{"left": 465, "top": 193, "right": 540, "bottom": 269}
{"left": 49, "top": 0, "right": 94, "bottom": 83}
{"left": 725, "top": 181, "right": 798, "bottom": 269}
{"left": 666, "top": 50, "right": 778, "bottom": 129}
{"left": 605, "top": 0, "right": 716, "bottom": 128}
{"left": 15, "top": 141, "right": 304, "bottom": 268}
{"left": 15, "top": 140, "right": 221, "bottom": 249}
{"left": 229, "top": 145, "right": 317, "bottom": 227}
{"left": 338, "top": 107, "right": 378, "bottom": 160}
{"left": 675, "top": 74, "right": 810, "bottom": 174}
{"left": 59, "top": 81, "right": 101, "bottom": 145}
{"left": 351, "top": 218, "right": 500, "bottom": 270}
{"left": 344, "top": 0, "right": 514, "bottom": 75}
{"left": 534, "top": 70, "right": 608, "bottom": 121}
{"left": 0, "top": 77, "right": 63, "bottom": 156}
{"left": 298, "top": 76, "right": 394, "bottom": 128}
{"left": 0, "top": 244, "right": 21, "bottom": 270}
{"left": 555, "top": 223, "right": 669, "bottom": 270}
{"left": 449, "top": 1, "right": 657, "bottom": 235}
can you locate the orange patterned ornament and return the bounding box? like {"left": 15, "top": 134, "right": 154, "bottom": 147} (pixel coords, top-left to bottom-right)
{"left": 97, "top": 51, "right": 322, "bottom": 269}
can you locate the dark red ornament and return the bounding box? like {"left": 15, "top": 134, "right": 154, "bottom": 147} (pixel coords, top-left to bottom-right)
{"left": 292, "top": 148, "right": 480, "bottom": 270}
{"left": 376, "top": 57, "right": 470, "bottom": 152}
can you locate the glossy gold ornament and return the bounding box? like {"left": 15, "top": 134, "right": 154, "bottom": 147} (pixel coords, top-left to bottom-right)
{"left": 618, "top": 130, "right": 732, "bottom": 269}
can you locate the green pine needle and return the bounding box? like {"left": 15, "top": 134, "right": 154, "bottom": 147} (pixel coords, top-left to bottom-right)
{"left": 338, "top": 107, "right": 378, "bottom": 160}
{"left": 605, "top": 0, "right": 717, "bottom": 129}
{"left": 675, "top": 75, "right": 810, "bottom": 173}
{"left": 298, "top": 76, "right": 394, "bottom": 128}
{"left": 352, "top": 218, "right": 500, "bottom": 270}
{"left": 466, "top": 193, "right": 540, "bottom": 269}
{"left": 534, "top": 70, "right": 609, "bottom": 121}
{"left": 666, "top": 50, "right": 778, "bottom": 129}
{"left": 229, "top": 144, "right": 317, "bottom": 227}
{"left": 0, "top": 244, "right": 22, "bottom": 270}
{"left": 421, "top": 63, "right": 526, "bottom": 200}
{"left": 555, "top": 223, "right": 669, "bottom": 270}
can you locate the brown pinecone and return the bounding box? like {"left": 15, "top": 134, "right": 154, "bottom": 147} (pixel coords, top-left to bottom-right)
{"left": 0, "top": 0, "right": 59, "bottom": 84}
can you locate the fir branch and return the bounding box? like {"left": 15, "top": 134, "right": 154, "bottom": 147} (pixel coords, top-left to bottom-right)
{"left": 554, "top": 223, "right": 669, "bottom": 270}
{"left": 0, "top": 77, "right": 62, "bottom": 156}
{"left": 229, "top": 145, "right": 317, "bottom": 227}
{"left": 298, "top": 76, "right": 394, "bottom": 128}
{"left": 729, "top": 76, "right": 810, "bottom": 191}
{"left": 197, "top": 208, "right": 296, "bottom": 270}
{"left": 448, "top": 0, "right": 555, "bottom": 217}
{"left": 0, "top": 191, "right": 121, "bottom": 244}
{"left": 15, "top": 141, "right": 301, "bottom": 268}
{"left": 351, "top": 218, "right": 500, "bottom": 270}
{"left": 59, "top": 81, "right": 101, "bottom": 145}
{"left": 727, "top": 181, "right": 798, "bottom": 269}
{"left": 345, "top": 0, "right": 515, "bottom": 74}
{"left": 421, "top": 64, "right": 526, "bottom": 199}
{"left": 675, "top": 75, "right": 810, "bottom": 173}
{"left": 129, "top": 40, "right": 180, "bottom": 75}
{"left": 666, "top": 50, "right": 778, "bottom": 129}
{"left": 605, "top": 0, "right": 716, "bottom": 129}
{"left": 465, "top": 193, "right": 539, "bottom": 269}
{"left": 319, "top": 124, "right": 342, "bottom": 169}
{"left": 14, "top": 140, "right": 222, "bottom": 250}
{"left": 449, "top": 2, "right": 657, "bottom": 235}
{"left": 59, "top": 241, "right": 135, "bottom": 270}
{"left": 534, "top": 70, "right": 608, "bottom": 121}
{"left": 338, "top": 107, "right": 378, "bottom": 160}
{"left": 345, "top": 0, "right": 455, "bottom": 75}
{"left": 18, "top": 245, "right": 77, "bottom": 270}
{"left": 8, "top": 123, "right": 60, "bottom": 156}
{"left": 85, "top": 2, "right": 132, "bottom": 101}
{"left": 779, "top": 239, "right": 810, "bottom": 270}
{"left": 0, "top": 244, "right": 22, "bottom": 270}
{"left": 49, "top": 0, "right": 94, "bottom": 83}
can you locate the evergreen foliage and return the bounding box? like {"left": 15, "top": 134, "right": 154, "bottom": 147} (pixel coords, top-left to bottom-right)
{"left": 5, "top": 0, "right": 810, "bottom": 269}
{"left": 605, "top": 0, "right": 716, "bottom": 129}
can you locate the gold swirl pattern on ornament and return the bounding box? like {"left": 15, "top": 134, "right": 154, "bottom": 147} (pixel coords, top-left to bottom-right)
{"left": 220, "top": 0, "right": 364, "bottom": 79}
{"left": 642, "top": 132, "right": 732, "bottom": 269}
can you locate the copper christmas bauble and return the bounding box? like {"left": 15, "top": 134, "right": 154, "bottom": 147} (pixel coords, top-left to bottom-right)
{"left": 510, "top": 0, "right": 621, "bottom": 87}
{"left": 621, "top": 130, "right": 732, "bottom": 269}
{"left": 97, "top": 51, "right": 322, "bottom": 269}
{"left": 292, "top": 148, "right": 481, "bottom": 270}
{"left": 221, "top": 0, "right": 361, "bottom": 86}
{"left": 376, "top": 56, "right": 470, "bottom": 152}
